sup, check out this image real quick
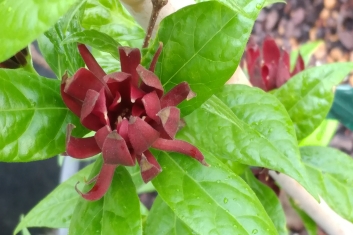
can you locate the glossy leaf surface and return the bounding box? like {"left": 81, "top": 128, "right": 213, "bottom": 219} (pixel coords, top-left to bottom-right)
{"left": 274, "top": 63, "right": 353, "bottom": 140}
{"left": 62, "top": 29, "right": 121, "bottom": 59}
{"left": 180, "top": 85, "right": 315, "bottom": 197}
{"left": 0, "top": 69, "right": 87, "bottom": 162}
{"left": 13, "top": 163, "right": 93, "bottom": 234}
{"left": 38, "top": 2, "right": 85, "bottom": 78}
{"left": 81, "top": 0, "right": 144, "bottom": 47}
{"left": 0, "top": 0, "right": 78, "bottom": 62}
{"left": 243, "top": 170, "right": 287, "bottom": 235}
{"left": 300, "top": 146, "right": 353, "bottom": 222}
{"left": 152, "top": 149, "right": 278, "bottom": 235}
{"left": 144, "top": 196, "right": 195, "bottom": 235}
{"left": 145, "top": 1, "right": 261, "bottom": 115}
{"left": 70, "top": 158, "right": 142, "bottom": 235}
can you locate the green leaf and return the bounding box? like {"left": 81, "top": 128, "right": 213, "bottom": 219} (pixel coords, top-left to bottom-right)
{"left": 179, "top": 85, "right": 316, "bottom": 198}
{"left": 0, "top": 0, "right": 79, "bottom": 62}
{"left": 126, "top": 164, "right": 156, "bottom": 194}
{"left": 62, "top": 29, "right": 121, "bottom": 59}
{"left": 38, "top": 2, "right": 85, "bottom": 78}
{"left": 144, "top": 1, "right": 261, "bottom": 116}
{"left": 0, "top": 69, "right": 88, "bottom": 162}
{"left": 300, "top": 146, "right": 353, "bottom": 222}
{"left": 290, "top": 41, "right": 323, "bottom": 70}
{"left": 14, "top": 163, "right": 94, "bottom": 234}
{"left": 289, "top": 198, "right": 318, "bottom": 235}
{"left": 243, "top": 169, "right": 288, "bottom": 235}
{"left": 152, "top": 149, "right": 278, "bottom": 235}
{"left": 274, "top": 63, "right": 353, "bottom": 140}
{"left": 144, "top": 196, "right": 195, "bottom": 235}
{"left": 70, "top": 158, "right": 142, "bottom": 235}
{"left": 81, "top": 0, "right": 144, "bottom": 47}
{"left": 299, "top": 119, "right": 339, "bottom": 147}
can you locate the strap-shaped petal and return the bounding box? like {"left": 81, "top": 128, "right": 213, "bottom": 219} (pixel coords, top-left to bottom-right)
{"left": 102, "top": 131, "right": 134, "bottom": 166}
{"left": 119, "top": 47, "right": 141, "bottom": 86}
{"left": 261, "top": 62, "right": 277, "bottom": 91}
{"left": 137, "top": 150, "right": 162, "bottom": 182}
{"left": 291, "top": 53, "right": 305, "bottom": 76}
{"left": 78, "top": 44, "right": 106, "bottom": 79}
{"left": 75, "top": 163, "right": 116, "bottom": 201}
{"left": 157, "top": 106, "right": 180, "bottom": 139}
{"left": 81, "top": 89, "right": 109, "bottom": 131}
{"left": 61, "top": 74, "right": 82, "bottom": 117}
{"left": 63, "top": 68, "right": 106, "bottom": 102}
{"left": 137, "top": 65, "right": 164, "bottom": 98}
{"left": 149, "top": 42, "right": 163, "bottom": 72}
{"left": 142, "top": 91, "right": 161, "bottom": 122}
{"left": 95, "top": 125, "right": 112, "bottom": 149}
{"left": 245, "top": 37, "right": 261, "bottom": 77}
{"left": 128, "top": 117, "right": 160, "bottom": 154}
{"left": 66, "top": 124, "right": 101, "bottom": 159}
{"left": 160, "top": 82, "right": 195, "bottom": 108}
{"left": 117, "top": 118, "right": 129, "bottom": 143}
{"left": 152, "top": 138, "right": 208, "bottom": 166}
{"left": 263, "top": 36, "right": 281, "bottom": 64}
{"left": 105, "top": 72, "right": 130, "bottom": 101}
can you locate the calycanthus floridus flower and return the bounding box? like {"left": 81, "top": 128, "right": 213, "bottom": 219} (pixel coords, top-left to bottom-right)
{"left": 245, "top": 36, "right": 305, "bottom": 91}
{"left": 61, "top": 43, "right": 208, "bottom": 201}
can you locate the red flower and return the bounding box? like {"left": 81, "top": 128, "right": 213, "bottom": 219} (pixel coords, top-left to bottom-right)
{"left": 61, "top": 43, "right": 207, "bottom": 201}
{"left": 245, "top": 36, "right": 305, "bottom": 91}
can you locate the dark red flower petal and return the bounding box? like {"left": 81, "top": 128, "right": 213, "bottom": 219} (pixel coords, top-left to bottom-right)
{"left": 160, "top": 82, "right": 195, "bottom": 108}
{"left": 261, "top": 63, "right": 277, "bottom": 91}
{"left": 131, "top": 85, "right": 146, "bottom": 103}
{"left": 108, "top": 92, "right": 121, "bottom": 111}
{"left": 117, "top": 118, "right": 129, "bottom": 143}
{"left": 152, "top": 138, "right": 208, "bottom": 166}
{"left": 119, "top": 47, "right": 141, "bottom": 86}
{"left": 78, "top": 44, "right": 106, "bottom": 79}
{"left": 102, "top": 130, "right": 135, "bottom": 166}
{"left": 157, "top": 106, "right": 180, "bottom": 139}
{"left": 61, "top": 74, "right": 82, "bottom": 117}
{"left": 291, "top": 53, "right": 305, "bottom": 76}
{"left": 81, "top": 89, "right": 109, "bottom": 131}
{"left": 75, "top": 163, "right": 116, "bottom": 201}
{"left": 66, "top": 124, "right": 101, "bottom": 159}
{"left": 104, "top": 72, "right": 130, "bottom": 101}
{"left": 275, "top": 53, "right": 291, "bottom": 88}
{"left": 63, "top": 68, "right": 106, "bottom": 102}
{"left": 149, "top": 42, "right": 163, "bottom": 72}
{"left": 263, "top": 37, "right": 281, "bottom": 64}
{"left": 142, "top": 91, "right": 161, "bottom": 122}
{"left": 137, "top": 150, "right": 162, "bottom": 182}
{"left": 136, "top": 65, "right": 164, "bottom": 98}
{"left": 128, "top": 116, "right": 160, "bottom": 154}
{"left": 245, "top": 37, "right": 261, "bottom": 77}
{"left": 95, "top": 125, "right": 112, "bottom": 149}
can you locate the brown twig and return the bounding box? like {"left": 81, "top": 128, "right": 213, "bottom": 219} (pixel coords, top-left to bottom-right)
{"left": 142, "top": 0, "right": 168, "bottom": 48}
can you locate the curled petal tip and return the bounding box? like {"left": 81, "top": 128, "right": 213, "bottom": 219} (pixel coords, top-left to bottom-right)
{"left": 187, "top": 89, "right": 196, "bottom": 100}
{"left": 201, "top": 159, "right": 210, "bottom": 167}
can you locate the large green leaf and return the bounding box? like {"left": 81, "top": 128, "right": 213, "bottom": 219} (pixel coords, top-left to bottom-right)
{"left": 0, "top": 69, "right": 87, "bottom": 162}
{"left": 300, "top": 146, "right": 353, "bottom": 222}
{"left": 14, "top": 163, "right": 94, "bottom": 234}
{"left": 144, "top": 196, "right": 195, "bottom": 235}
{"left": 38, "top": 1, "right": 85, "bottom": 78}
{"left": 70, "top": 158, "right": 142, "bottom": 235}
{"left": 0, "top": 0, "right": 79, "bottom": 62}
{"left": 62, "top": 29, "right": 121, "bottom": 59}
{"left": 243, "top": 169, "right": 287, "bottom": 235}
{"left": 144, "top": 1, "right": 261, "bottom": 116}
{"left": 274, "top": 63, "right": 353, "bottom": 140}
{"left": 81, "top": 0, "right": 144, "bottom": 48}
{"left": 152, "top": 149, "right": 278, "bottom": 235}
{"left": 179, "top": 85, "right": 316, "bottom": 197}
